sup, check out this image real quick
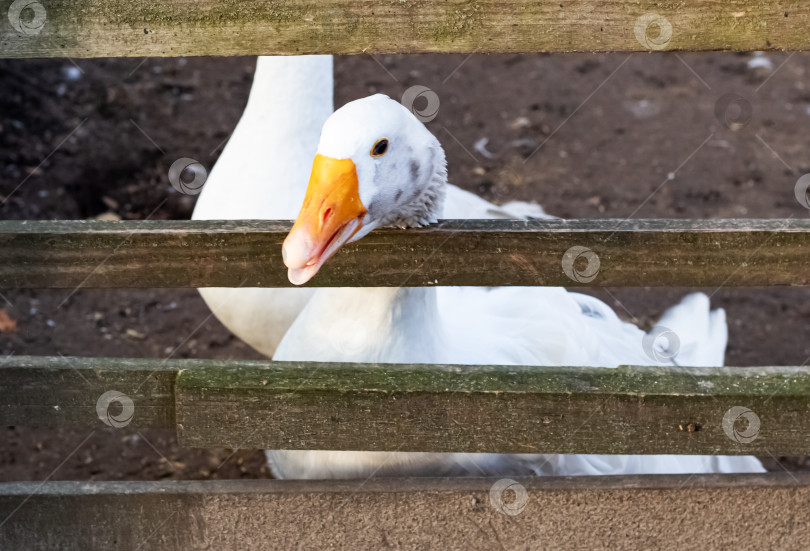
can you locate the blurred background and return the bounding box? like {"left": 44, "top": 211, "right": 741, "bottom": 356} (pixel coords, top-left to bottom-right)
{"left": 2, "top": 52, "right": 809, "bottom": 479}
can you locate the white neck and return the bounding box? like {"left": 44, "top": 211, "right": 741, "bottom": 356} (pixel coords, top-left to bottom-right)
{"left": 193, "top": 55, "right": 334, "bottom": 221}
{"left": 277, "top": 286, "right": 447, "bottom": 364}
{"left": 245, "top": 56, "right": 334, "bottom": 120}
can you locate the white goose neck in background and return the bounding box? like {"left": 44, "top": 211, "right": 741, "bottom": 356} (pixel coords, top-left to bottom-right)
{"left": 244, "top": 56, "right": 334, "bottom": 122}
{"left": 193, "top": 55, "right": 334, "bottom": 221}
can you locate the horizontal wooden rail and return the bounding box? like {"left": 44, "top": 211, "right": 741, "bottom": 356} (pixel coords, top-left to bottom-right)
{"left": 1, "top": 219, "right": 809, "bottom": 288}
{"left": 4, "top": 356, "right": 810, "bottom": 455}
{"left": 1, "top": 1, "right": 809, "bottom": 58}
{"left": 0, "top": 355, "right": 177, "bottom": 429}
{"left": 1, "top": 475, "right": 810, "bottom": 549}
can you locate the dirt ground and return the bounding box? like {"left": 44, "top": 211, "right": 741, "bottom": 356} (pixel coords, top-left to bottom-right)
{"left": 2, "top": 52, "right": 810, "bottom": 481}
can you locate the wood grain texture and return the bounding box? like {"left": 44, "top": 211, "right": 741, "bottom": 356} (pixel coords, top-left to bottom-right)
{"left": 175, "top": 361, "right": 810, "bottom": 455}
{"left": 1, "top": 219, "right": 809, "bottom": 288}
{"left": 5, "top": 356, "right": 810, "bottom": 455}
{"left": 2, "top": 475, "right": 810, "bottom": 550}
{"left": 1, "top": 0, "right": 809, "bottom": 59}
{"left": 0, "top": 355, "right": 178, "bottom": 429}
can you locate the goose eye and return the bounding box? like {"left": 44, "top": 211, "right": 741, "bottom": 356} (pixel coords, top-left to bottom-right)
{"left": 370, "top": 138, "right": 389, "bottom": 157}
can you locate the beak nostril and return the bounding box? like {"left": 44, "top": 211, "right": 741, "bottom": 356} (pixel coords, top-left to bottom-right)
{"left": 321, "top": 207, "right": 333, "bottom": 225}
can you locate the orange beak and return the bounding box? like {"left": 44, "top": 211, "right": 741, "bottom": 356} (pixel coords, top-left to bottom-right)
{"left": 282, "top": 154, "right": 367, "bottom": 285}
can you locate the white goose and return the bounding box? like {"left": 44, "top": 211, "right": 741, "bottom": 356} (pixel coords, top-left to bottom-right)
{"left": 268, "top": 94, "right": 764, "bottom": 478}
{"left": 193, "top": 56, "right": 549, "bottom": 357}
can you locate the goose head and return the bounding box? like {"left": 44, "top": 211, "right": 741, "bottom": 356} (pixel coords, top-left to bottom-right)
{"left": 282, "top": 94, "right": 447, "bottom": 285}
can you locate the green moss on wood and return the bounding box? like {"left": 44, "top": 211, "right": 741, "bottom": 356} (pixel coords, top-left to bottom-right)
{"left": 1, "top": 0, "right": 809, "bottom": 58}
{"left": 5, "top": 356, "right": 810, "bottom": 454}
{"left": 174, "top": 361, "right": 810, "bottom": 454}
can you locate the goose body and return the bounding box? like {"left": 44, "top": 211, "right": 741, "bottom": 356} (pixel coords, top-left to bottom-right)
{"left": 269, "top": 94, "right": 764, "bottom": 478}
{"left": 192, "top": 57, "right": 549, "bottom": 357}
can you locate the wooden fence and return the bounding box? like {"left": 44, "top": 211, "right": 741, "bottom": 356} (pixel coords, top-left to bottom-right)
{"left": 2, "top": 219, "right": 810, "bottom": 548}
{"left": 3, "top": 1, "right": 810, "bottom": 547}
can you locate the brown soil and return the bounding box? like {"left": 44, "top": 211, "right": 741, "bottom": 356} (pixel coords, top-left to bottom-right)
{"left": 2, "top": 52, "right": 810, "bottom": 481}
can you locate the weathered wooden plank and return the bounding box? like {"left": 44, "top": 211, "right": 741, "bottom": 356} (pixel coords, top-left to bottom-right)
{"left": 1, "top": 0, "right": 809, "bottom": 59}
{"left": 6, "top": 356, "right": 810, "bottom": 455}
{"left": 175, "top": 361, "right": 810, "bottom": 455}
{"left": 1, "top": 475, "right": 809, "bottom": 550}
{"left": 0, "top": 355, "right": 179, "bottom": 429}
{"left": 1, "top": 219, "right": 809, "bottom": 288}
